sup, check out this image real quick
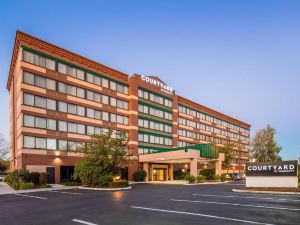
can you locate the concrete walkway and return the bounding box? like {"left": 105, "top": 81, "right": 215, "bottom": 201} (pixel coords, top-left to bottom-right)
{"left": 0, "top": 182, "right": 78, "bottom": 196}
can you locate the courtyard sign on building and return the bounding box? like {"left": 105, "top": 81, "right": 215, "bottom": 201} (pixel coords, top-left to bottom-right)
{"left": 246, "top": 160, "right": 298, "bottom": 188}
{"left": 141, "top": 75, "right": 174, "bottom": 94}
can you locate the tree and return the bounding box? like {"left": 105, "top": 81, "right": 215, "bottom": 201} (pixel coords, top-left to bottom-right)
{"left": 251, "top": 124, "right": 282, "bottom": 162}
{"left": 217, "top": 142, "right": 234, "bottom": 173}
{"left": 73, "top": 129, "right": 130, "bottom": 186}
{"left": 0, "top": 133, "right": 9, "bottom": 172}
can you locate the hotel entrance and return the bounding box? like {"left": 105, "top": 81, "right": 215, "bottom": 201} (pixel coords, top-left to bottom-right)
{"left": 153, "top": 168, "right": 167, "bottom": 181}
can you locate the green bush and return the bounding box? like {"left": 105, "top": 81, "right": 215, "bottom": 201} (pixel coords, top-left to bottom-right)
{"left": 39, "top": 172, "right": 48, "bottom": 185}
{"left": 63, "top": 181, "right": 81, "bottom": 186}
{"left": 73, "top": 159, "right": 102, "bottom": 186}
{"left": 221, "top": 174, "right": 231, "bottom": 182}
{"left": 4, "top": 169, "right": 31, "bottom": 189}
{"left": 185, "top": 175, "right": 196, "bottom": 183}
{"left": 96, "top": 175, "right": 113, "bottom": 187}
{"left": 199, "top": 168, "right": 216, "bottom": 180}
{"left": 19, "top": 182, "right": 34, "bottom": 190}
{"left": 173, "top": 169, "right": 186, "bottom": 180}
{"left": 108, "top": 180, "right": 129, "bottom": 188}
{"left": 30, "top": 172, "right": 40, "bottom": 186}
{"left": 196, "top": 175, "right": 206, "bottom": 183}
{"left": 133, "top": 170, "right": 147, "bottom": 181}
{"left": 212, "top": 174, "right": 221, "bottom": 181}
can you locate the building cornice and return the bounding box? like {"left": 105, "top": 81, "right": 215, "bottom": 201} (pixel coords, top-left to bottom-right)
{"left": 7, "top": 31, "right": 129, "bottom": 90}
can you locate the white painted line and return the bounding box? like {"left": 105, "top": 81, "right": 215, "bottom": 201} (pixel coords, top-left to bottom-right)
{"left": 51, "top": 190, "right": 83, "bottom": 195}
{"left": 192, "top": 193, "right": 300, "bottom": 202}
{"left": 131, "top": 206, "right": 274, "bottom": 225}
{"left": 170, "top": 199, "right": 300, "bottom": 211}
{"left": 72, "top": 219, "right": 98, "bottom": 225}
{"left": 14, "top": 193, "right": 47, "bottom": 200}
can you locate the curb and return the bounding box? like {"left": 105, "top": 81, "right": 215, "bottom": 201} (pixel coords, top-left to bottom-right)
{"left": 78, "top": 186, "right": 132, "bottom": 191}
{"left": 0, "top": 186, "right": 79, "bottom": 196}
{"left": 232, "top": 188, "right": 300, "bottom": 195}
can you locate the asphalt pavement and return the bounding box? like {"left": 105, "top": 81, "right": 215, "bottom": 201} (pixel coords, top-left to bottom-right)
{"left": 0, "top": 181, "right": 299, "bottom": 225}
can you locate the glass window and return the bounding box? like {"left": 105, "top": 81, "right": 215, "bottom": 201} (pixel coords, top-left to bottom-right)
{"left": 47, "top": 139, "right": 57, "bottom": 150}
{"left": 58, "top": 102, "right": 67, "bottom": 113}
{"left": 67, "top": 85, "right": 76, "bottom": 96}
{"left": 35, "top": 75, "right": 46, "bottom": 88}
{"left": 23, "top": 50, "right": 34, "bottom": 64}
{"left": 77, "top": 70, "right": 85, "bottom": 80}
{"left": 35, "top": 117, "right": 46, "bottom": 129}
{"left": 87, "top": 126, "right": 94, "bottom": 135}
{"left": 77, "top": 87, "right": 85, "bottom": 98}
{"left": 58, "top": 82, "right": 67, "bottom": 93}
{"left": 23, "top": 71, "right": 34, "bottom": 85}
{"left": 87, "top": 108, "right": 94, "bottom": 118}
{"left": 86, "top": 90, "right": 94, "bottom": 101}
{"left": 58, "top": 63, "right": 67, "bottom": 74}
{"left": 46, "top": 58, "right": 55, "bottom": 70}
{"left": 94, "top": 93, "right": 101, "bottom": 103}
{"left": 47, "top": 99, "right": 56, "bottom": 110}
{"left": 86, "top": 73, "right": 94, "bottom": 83}
{"left": 35, "top": 96, "right": 46, "bottom": 108}
{"left": 24, "top": 93, "right": 34, "bottom": 106}
{"left": 58, "top": 121, "right": 67, "bottom": 132}
{"left": 77, "top": 106, "right": 85, "bottom": 116}
{"left": 110, "top": 113, "right": 116, "bottom": 123}
{"left": 110, "top": 97, "right": 116, "bottom": 107}
{"left": 68, "top": 104, "right": 77, "bottom": 114}
{"left": 77, "top": 124, "right": 85, "bottom": 134}
{"left": 46, "top": 79, "right": 56, "bottom": 91}
{"left": 102, "top": 95, "right": 109, "bottom": 104}
{"left": 24, "top": 136, "right": 35, "bottom": 148}
{"left": 24, "top": 115, "right": 35, "bottom": 127}
{"left": 94, "top": 76, "right": 101, "bottom": 85}
{"left": 36, "top": 137, "right": 46, "bottom": 149}
{"left": 110, "top": 81, "right": 116, "bottom": 90}
{"left": 95, "top": 110, "right": 101, "bottom": 119}
{"left": 47, "top": 119, "right": 56, "bottom": 130}
{"left": 102, "top": 112, "right": 109, "bottom": 121}
{"left": 68, "top": 122, "right": 77, "bottom": 133}
{"left": 58, "top": 140, "right": 68, "bottom": 151}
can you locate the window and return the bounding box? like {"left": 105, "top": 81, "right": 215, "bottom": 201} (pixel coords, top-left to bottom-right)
{"left": 68, "top": 122, "right": 77, "bottom": 133}
{"left": 46, "top": 78, "right": 56, "bottom": 91}
{"left": 58, "top": 82, "right": 67, "bottom": 93}
{"left": 94, "top": 76, "right": 101, "bottom": 85}
{"left": 77, "top": 87, "right": 85, "bottom": 98}
{"left": 110, "top": 113, "right": 116, "bottom": 123}
{"left": 68, "top": 104, "right": 77, "bottom": 114}
{"left": 102, "top": 112, "right": 109, "bottom": 121}
{"left": 58, "top": 121, "right": 67, "bottom": 132}
{"left": 35, "top": 75, "right": 46, "bottom": 88}
{"left": 23, "top": 71, "right": 34, "bottom": 85}
{"left": 110, "top": 97, "right": 116, "bottom": 107}
{"left": 77, "top": 106, "right": 85, "bottom": 116}
{"left": 77, "top": 124, "right": 85, "bottom": 134}
{"left": 23, "top": 50, "right": 34, "bottom": 64}
{"left": 47, "top": 119, "right": 56, "bottom": 130}
{"left": 24, "top": 136, "right": 35, "bottom": 148}
{"left": 47, "top": 99, "right": 56, "bottom": 110}
{"left": 35, "top": 96, "right": 46, "bottom": 108}
{"left": 87, "top": 108, "right": 94, "bottom": 118}
{"left": 58, "top": 102, "right": 67, "bottom": 113}
{"left": 47, "top": 139, "right": 57, "bottom": 150}
{"left": 35, "top": 117, "right": 46, "bottom": 129}
{"left": 86, "top": 73, "right": 94, "bottom": 83}
{"left": 46, "top": 58, "right": 55, "bottom": 70}
{"left": 102, "top": 95, "right": 109, "bottom": 104}
{"left": 36, "top": 137, "right": 46, "bottom": 149}
{"left": 110, "top": 81, "right": 116, "bottom": 91}
{"left": 24, "top": 115, "right": 34, "bottom": 127}
{"left": 94, "top": 93, "right": 101, "bottom": 103}
{"left": 77, "top": 70, "right": 85, "bottom": 80}
{"left": 24, "top": 93, "right": 34, "bottom": 106}
{"left": 87, "top": 126, "right": 94, "bottom": 135}
{"left": 58, "top": 140, "right": 68, "bottom": 150}
{"left": 67, "top": 85, "right": 76, "bottom": 96}
{"left": 58, "top": 63, "right": 67, "bottom": 74}
{"left": 102, "top": 78, "right": 109, "bottom": 88}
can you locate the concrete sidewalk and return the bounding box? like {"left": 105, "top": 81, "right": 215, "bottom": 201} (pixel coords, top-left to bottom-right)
{"left": 0, "top": 182, "right": 78, "bottom": 195}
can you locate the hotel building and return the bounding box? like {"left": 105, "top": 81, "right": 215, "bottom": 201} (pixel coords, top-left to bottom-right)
{"left": 7, "top": 31, "right": 251, "bottom": 183}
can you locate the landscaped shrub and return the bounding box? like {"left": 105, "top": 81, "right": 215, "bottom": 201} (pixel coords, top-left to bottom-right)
{"left": 39, "top": 172, "right": 48, "bottom": 185}
{"left": 185, "top": 175, "right": 196, "bottom": 183}
{"left": 133, "top": 169, "right": 147, "bottom": 181}
{"left": 196, "top": 175, "right": 206, "bottom": 183}
{"left": 173, "top": 169, "right": 186, "bottom": 180}
{"left": 73, "top": 159, "right": 102, "bottom": 186}
{"left": 199, "top": 168, "right": 216, "bottom": 180}
{"left": 30, "top": 172, "right": 40, "bottom": 186}
{"left": 4, "top": 169, "right": 31, "bottom": 189}
{"left": 221, "top": 174, "right": 231, "bottom": 182}
{"left": 63, "top": 181, "right": 81, "bottom": 186}
{"left": 96, "top": 175, "right": 113, "bottom": 187}
{"left": 108, "top": 180, "right": 129, "bottom": 188}
{"left": 19, "top": 182, "right": 34, "bottom": 190}
{"left": 212, "top": 174, "right": 221, "bottom": 181}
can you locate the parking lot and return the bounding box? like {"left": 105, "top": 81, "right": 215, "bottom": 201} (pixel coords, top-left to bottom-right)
{"left": 0, "top": 181, "right": 299, "bottom": 225}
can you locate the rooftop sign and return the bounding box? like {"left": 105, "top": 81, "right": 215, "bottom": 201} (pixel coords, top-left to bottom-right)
{"left": 141, "top": 75, "right": 174, "bottom": 94}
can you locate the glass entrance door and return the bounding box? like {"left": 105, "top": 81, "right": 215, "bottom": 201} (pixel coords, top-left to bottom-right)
{"left": 153, "top": 168, "right": 167, "bottom": 181}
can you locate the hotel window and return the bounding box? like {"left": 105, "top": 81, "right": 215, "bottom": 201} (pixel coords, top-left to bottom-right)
{"left": 58, "top": 102, "right": 67, "bottom": 113}
{"left": 47, "top": 139, "right": 57, "bottom": 150}
{"left": 58, "top": 140, "right": 68, "bottom": 151}
{"left": 58, "top": 121, "right": 67, "bottom": 132}
{"left": 24, "top": 136, "right": 35, "bottom": 148}
{"left": 35, "top": 117, "right": 46, "bottom": 129}
{"left": 35, "top": 75, "right": 46, "bottom": 88}
{"left": 36, "top": 137, "right": 46, "bottom": 149}
{"left": 110, "top": 81, "right": 117, "bottom": 91}
{"left": 58, "top": 63, "right": 67, "bottom": 74}
{"left": 23, "top": 93, "right": 34, "bottom": 106}
{"left": 87, "top": 108, "right": 94, "bottom": 118}
{"left": 47, "top": 119, "right": 57, "bottom": 130}
{"left": 87, "top": 126, "right": 94, "bottom": 135}
{"left": 77, "top": 124, "right": 85, "bottom": 134}
{"left": 23, "top": 71, "right": 34, "bottom": 85}
{"left": 102, "top": 78, "right": 109, "bottom": 88}
{"left": 102, "top": 95, "right": 109, "bottom": 104}
{"left": 35, "top": 96, "right": 46, "bottom": 108}
{"left": 46, "top": 78, "right": 56, "bottom": 91}
{"left": 68, "top": 104, "right": 77, "bottom": 114}
{"left": 23, "top": 115, "right": 34, "bottom": 127}
{"left": 77, "top": 87, "right": 85, "bottom": 98}
{"left": 68, "top": 122, "right": 77, "bottom": 133}
{"left": 110, "top": 114, "right": 116, "bottom": 123}
{"left": 77, "top": 106, "right": 85, "bottom": 116}
{"left": 102, "top": 112, "right": 109, "bottom": 121}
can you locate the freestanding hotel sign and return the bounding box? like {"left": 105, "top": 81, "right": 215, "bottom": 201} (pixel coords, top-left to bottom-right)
{"left": 246, "top": 160, "right": 298, "bottom": 188}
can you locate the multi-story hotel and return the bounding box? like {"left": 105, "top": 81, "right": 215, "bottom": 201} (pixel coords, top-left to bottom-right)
{"left": 7, "top": 31, "right": 251, "bottom": 183}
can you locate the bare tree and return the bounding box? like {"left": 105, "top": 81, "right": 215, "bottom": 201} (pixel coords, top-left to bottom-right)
{"left": 0, "top": 133, "right": 9, "bottom": 160}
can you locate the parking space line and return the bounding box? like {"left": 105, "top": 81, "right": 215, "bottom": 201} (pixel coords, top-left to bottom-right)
{"left": 72, "top": 219, "right": 98, "bottom": 225}
{"left": 170, "top": 199, "right": 300, "bottom": 211}
{"left": 14, "top": 193, "right": 47, "bottom": 200}
{"left": 192, "top": 194, "right": 300, "bottom": 202}
{"left": 51, "top": 190, "right": 83, "bottom": 195}
{"left": 131, "top": 206, "right": 274, "bottom": 225}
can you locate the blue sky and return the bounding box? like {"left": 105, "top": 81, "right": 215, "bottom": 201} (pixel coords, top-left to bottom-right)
{"left": 0, "top": 0, "right": 299, "bottom": 159}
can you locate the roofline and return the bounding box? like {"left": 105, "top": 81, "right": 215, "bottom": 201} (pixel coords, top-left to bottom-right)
{"left": 178, "top": 95, "right": 251, "bottom": 129}
{"left": 7, "top": 31, "right": 129, "bottom": 90}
